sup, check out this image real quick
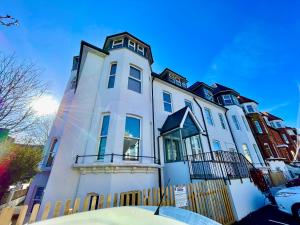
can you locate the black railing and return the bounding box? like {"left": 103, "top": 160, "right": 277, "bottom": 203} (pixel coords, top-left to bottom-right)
{"left": 75, "top": 153, "right": 160, "bottom": 164}
{"left": 187, "top": 151, "right": 254, "bottom": 182}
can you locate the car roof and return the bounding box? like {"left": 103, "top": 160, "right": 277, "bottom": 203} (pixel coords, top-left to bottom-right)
{"left": 33, "top": 206, "right": 221, "bottom": 225}
{"left": 278, "top": 186, "right": 300, "bottom": 194}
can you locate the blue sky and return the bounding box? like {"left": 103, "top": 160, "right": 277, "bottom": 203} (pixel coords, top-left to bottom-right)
{"left": 1, "top": 0, "right": 299, "bottom": 127}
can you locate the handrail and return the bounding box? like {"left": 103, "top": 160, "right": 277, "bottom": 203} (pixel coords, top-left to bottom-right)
{"left": 75, "top": 153, "right": 160, "bottom": 164}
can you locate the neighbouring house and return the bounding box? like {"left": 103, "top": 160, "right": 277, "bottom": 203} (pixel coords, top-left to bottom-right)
{"left": 28, "top": 32, "right": 300, "bottom": 220}
{"left": 238, "top": 97, "right": 290, "bottom": 161}
{"left": 262, "top": 112, "right": 299, "bottom": 161}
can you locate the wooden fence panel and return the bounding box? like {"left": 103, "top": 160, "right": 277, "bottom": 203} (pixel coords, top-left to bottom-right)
{"left": 3, "top": 179, "right": 236, "bottom": 225}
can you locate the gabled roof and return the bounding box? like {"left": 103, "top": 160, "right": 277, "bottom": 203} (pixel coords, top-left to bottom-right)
{"left": 160, "top": 107, "right": 188, "bottom": 134}
{"left": 262, "top": 112, "right": 283, "bottom": 121}
{"left": 238, "top": 95, "right": 258, "bottom": 104}
{"left": 75, "top": 41, "right": 109, "bottom": 92}
{"left": 212, "top": 83, "right": 239, "bottom": 96}
{"left": 160, "top": 106, "right": 203, "bottom": 136}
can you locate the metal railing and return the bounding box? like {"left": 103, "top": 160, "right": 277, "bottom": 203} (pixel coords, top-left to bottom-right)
{"left": 187, "top": 151, "right": 254, "bottom": 182}
{"left": 74, "top": 153, "right": 160, "bottom": 164}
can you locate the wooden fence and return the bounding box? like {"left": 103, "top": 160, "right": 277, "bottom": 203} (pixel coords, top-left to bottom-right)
{"left": 0, "top": 180, "right": 235, "bottom": 225}
{"left": 269, "top": 171, "right": 287, "bottom": 187}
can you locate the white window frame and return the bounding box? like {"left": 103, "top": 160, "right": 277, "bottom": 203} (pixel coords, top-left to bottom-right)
{"left": 184, "top": 99, "right": 193, "bottom": 112}
{"left": 204, "top": 107, "right": 214, "bottom": 126}
{"left": 128, "top": 40, "right": 136, "bottom": 50}
{"left": 264, "top": 143, "right": 273, "bottom": 157}
{"left": 204, "top": 88, "right": 214, "bottom": 101}
{"left": 163, "top": 91, "right": 173, "bottom": 113}
{"left": 232, "top": 115, "right": 241, "bottom": 130}
{"left": 112, "top": 39, "right": 124, "bottom": 48}
{"left": 223, "top": 95, "right": 233, "bottom": 105}
{"left": 246, "top": 105, "right": 255, "bottom": 113}
{"left": 218, "top": 113, "right": 226, "bottom": 129}
{"left": 282, "top": 134, "right": 289, "bottom": 144}
{"left": 242, "top": 143, "right": 252, "bottom": 163}
{"left": 137, "top": 45, "right": 144, "bottom": 54}
{"left": 107, "top": 62, "right": 117, "bottom": 89}
{"left": 98, "top": 114, "right": 110, "bottom": 160}
{"left": 254, "top": 120, "right": 263, "bottom": 134}
{"left": 123, "top": 115, "right": 142, "bottom": 161}
{"left": 128, "top": 65, "right": 142, "bottom": 93}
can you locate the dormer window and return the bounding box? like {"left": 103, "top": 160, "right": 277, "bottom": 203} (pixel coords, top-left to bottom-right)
{"left": 246, "top": 105, "right": 255, "bottom": 113}
{"left": 223, "top": 95, "right": 233, "bottom": 105}
{"left": 168, "top": 76, "right": 175, "bottom": 84}
{"left": 175, "top": 78, "right": 181, "bottom": 86}
{"left": 112, "top": 39, "right": 123, "bottom": 48}
{"left": 128, "top": 40, "right": 135, "bottom": 50}
{"left": 137, "top": 45, "right": 144, "bottom": 55}
{"left": 203, "top": 88, "right": 214, "bottom": 101}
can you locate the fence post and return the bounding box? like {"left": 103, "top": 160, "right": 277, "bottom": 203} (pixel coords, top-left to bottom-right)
{"left": 75, "top": 155, "right": 79, "bottom": 164}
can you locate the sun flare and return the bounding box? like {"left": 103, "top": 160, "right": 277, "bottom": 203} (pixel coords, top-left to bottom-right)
{"left": 31, "top": 95, "right": 59, "bottom": 116}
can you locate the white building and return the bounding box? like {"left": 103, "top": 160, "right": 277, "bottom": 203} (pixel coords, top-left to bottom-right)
{"left": 27, "top": 32, "right": 265, "bottom": 219}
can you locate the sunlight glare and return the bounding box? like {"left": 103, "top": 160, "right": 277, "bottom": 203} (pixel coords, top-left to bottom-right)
{"left": 31, "top": 95, "right": 59, "bottom": 116}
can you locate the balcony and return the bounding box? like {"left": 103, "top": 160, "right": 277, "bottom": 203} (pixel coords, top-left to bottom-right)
{"left": 187, "top": 151, "right": 254, "bottom": 182}
{"left": 73, "top": 153, "right": 161, "bottom": 174}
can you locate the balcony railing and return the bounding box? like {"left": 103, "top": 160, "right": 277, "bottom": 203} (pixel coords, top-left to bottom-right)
{"left": 74, "top": 153, "right": 160, "bottom": 164}
{"left": 187, "top": 151, "right": 254, "bottom": 182}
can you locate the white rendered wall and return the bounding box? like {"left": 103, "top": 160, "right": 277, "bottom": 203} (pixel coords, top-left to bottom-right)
{"left": 41, "top": 46, "right": 158, "bottom": 213}
{"left": 153, "top": 79, "right": 236, "bottom": 161}
{"left": 225, "top": 105, "right": 264, "bottom": 166}
{"left": 40, "top": 49, "right": 107, "bottom": 212}
{"left": 227, "top": 178, "right": 265, "bottom": 220}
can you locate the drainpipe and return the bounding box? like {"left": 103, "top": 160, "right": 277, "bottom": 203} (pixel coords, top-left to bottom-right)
{"left": 224, "top": 110, "right": 244, "bottom": 183}
{"left": 152, "top": 77, "right": 162, "bottom": 189}
{"left": 193, "top": 98, "right": 213, "bottom": 158}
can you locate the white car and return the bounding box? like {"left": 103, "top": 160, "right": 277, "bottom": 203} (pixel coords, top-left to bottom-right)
{"left": 275, "top": 186, "right": 300, "bottom": 218}
{"left": 33, "top": 206, "right": 221, "bottom": 225}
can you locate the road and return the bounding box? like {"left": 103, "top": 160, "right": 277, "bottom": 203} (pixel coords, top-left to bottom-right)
{"left": 236, "top": 205, "right": 299, "bottom": 225}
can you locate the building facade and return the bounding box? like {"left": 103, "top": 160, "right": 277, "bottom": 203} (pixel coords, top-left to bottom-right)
{"left": 26, "top": 32, "right": 297, "bottom": 216}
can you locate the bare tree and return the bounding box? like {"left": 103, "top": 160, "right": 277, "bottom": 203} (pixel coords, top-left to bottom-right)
{"left": 19, "top": 115, "right": 53, "bottom": 145}
{"left": 0, "top": 53, "right": 46, "bottom": 134}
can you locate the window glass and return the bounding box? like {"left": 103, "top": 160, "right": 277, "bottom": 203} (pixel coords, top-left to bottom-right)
{"left": 204, "top": 88, "right": 214, "bottom": 101}
{"left": 254, "top": 121, "right": 263, "bottom": 133}
{"left": 246, "top": 105, "right": 255, "bottom": 113}
{"left": 108, "top": 63, "right": 117, "bottom": 89}
{"left": 218, "top": 113, "right": 226, "bottom": 129}
{"left": 129, "top": 66, "right": 141, "bottom": 80}
{"left": 112, "top": 39, "right": 123, "bottom": 48}
{"left": 232, "top": 115, "right": 241, "bottom": 130}
{"left": 213, "top": 140, "right": 221, "bottom": 150}
{"left": 223, "top": 95, "right": 233, "bottom": 105}
{"left": 163, "top": 92, "right": 172, "bottom": 112}
{"left": 264, "top": 143, "right": 273, "bottom": 157}
{"left": 282, "top": 134, "right": 289, "bottom": 144}
{"left": 46, "top": 138, "right": 58, "bottom": 167}
{"left": 204, "top": 108, "right": 214, "bottom": 126}
{"left": 184, "top": 100, "right": 193, "bottom": 112}
{"left": 253, "top": 144, "right": 264, "bottom": 165}
{"left": 242, "top": 144, "right": 252, "bottom": 163}
{"left": 123, "top": 116, "right": 141, "bottom": 160}
{"left": 128, "top": 40, "right": 135, "bottom": 50}
{"left": 164, "top": 130, "right": 182, "bottom": 162}
{"left": 276, "top": 121, "right": 282, "bottom": 128}
{"left": 128, "top": 66, "right": 141, "bottom": 93}
{"left": 98, "top": 115, "right": 110, "bottom": 160}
